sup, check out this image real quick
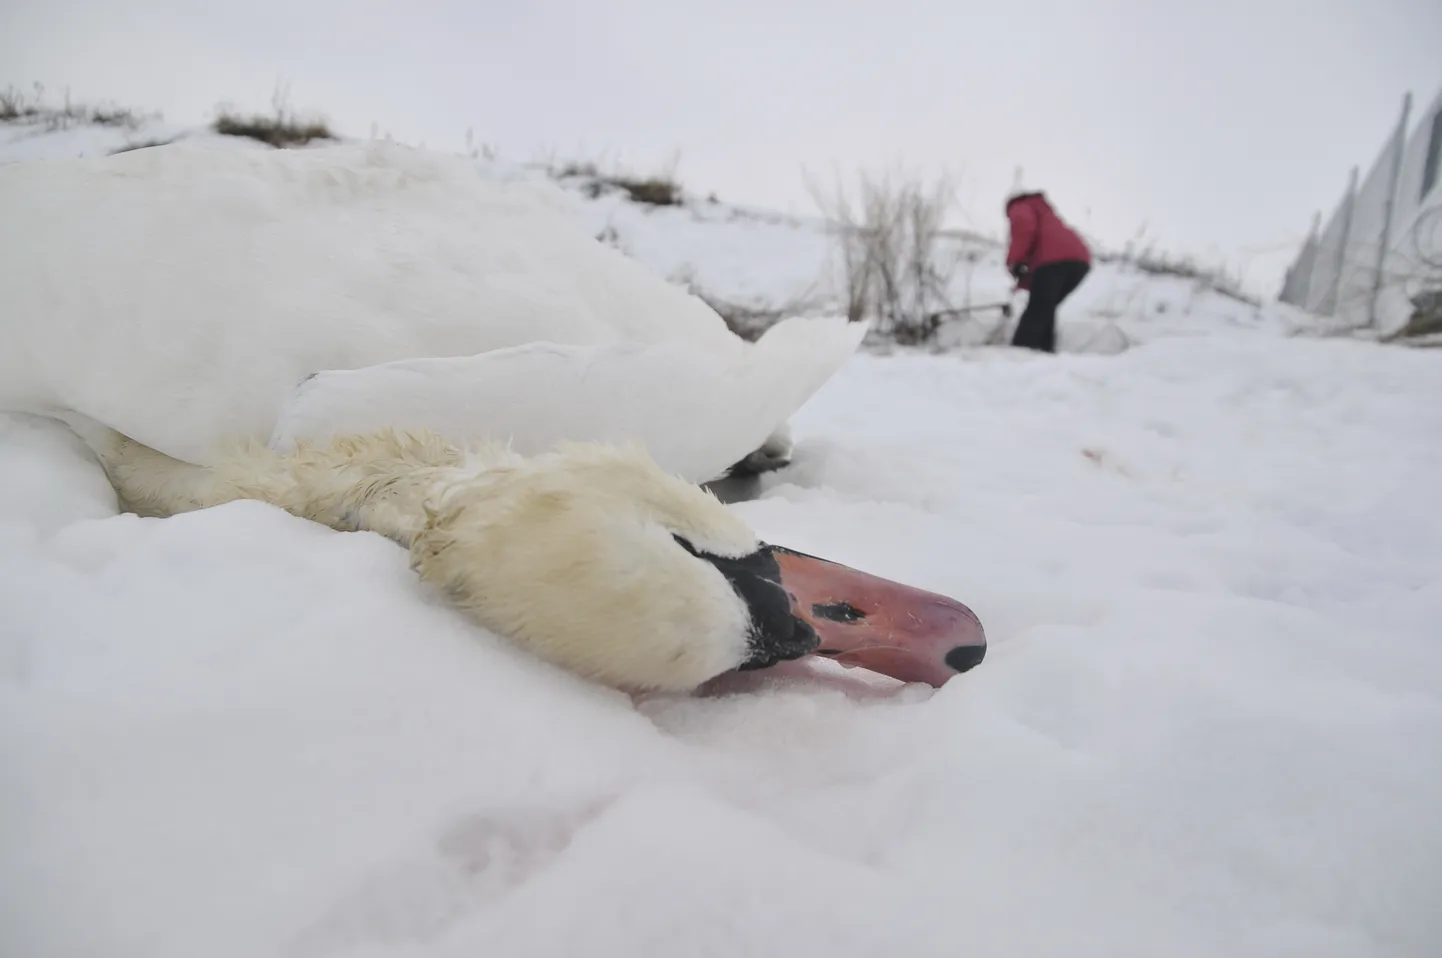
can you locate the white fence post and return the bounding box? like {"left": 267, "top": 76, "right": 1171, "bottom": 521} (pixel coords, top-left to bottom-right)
{"left": 1369, "top": 92, "right": 1413, "bottom": 328}
{"left": 1267, "top": 83, "right": 1442, "bottom": 328}
{"left": 1323, "top": 166, "right": 1359, "bottom": 316}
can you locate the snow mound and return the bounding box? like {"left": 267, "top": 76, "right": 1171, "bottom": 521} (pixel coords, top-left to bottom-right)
{"left": 1059, "top": 318, "right": 1131, "bottom": 354}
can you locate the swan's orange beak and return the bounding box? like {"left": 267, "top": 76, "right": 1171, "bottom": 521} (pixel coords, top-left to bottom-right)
{"left": 770, "top": 545, "right": 985, "bottom": 687}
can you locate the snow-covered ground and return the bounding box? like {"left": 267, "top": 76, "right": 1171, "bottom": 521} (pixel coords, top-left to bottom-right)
{"left": 3, "top": 117, "right": 1441, "bottom": 958}
{"left": 547, "top": 166, "right": 1293, "bottom": 354}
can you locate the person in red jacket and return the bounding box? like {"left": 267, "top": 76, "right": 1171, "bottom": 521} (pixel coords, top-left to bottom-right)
{"left": 1004, "top": 191, "right": 1091, "bottom": 353}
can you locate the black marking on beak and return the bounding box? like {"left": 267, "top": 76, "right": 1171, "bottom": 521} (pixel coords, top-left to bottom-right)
{"left": 673, "top": 535, "right": 819, "bottom": 669}
{"left": 945, "top": 644, "right": 987, "bottom": 673}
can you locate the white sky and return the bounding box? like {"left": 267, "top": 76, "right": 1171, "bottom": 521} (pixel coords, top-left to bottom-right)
{"left": 4, "top": 0, "right": 1439, "bottom": 297}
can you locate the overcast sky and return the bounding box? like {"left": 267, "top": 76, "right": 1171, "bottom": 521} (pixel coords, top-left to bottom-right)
{"left": 4, "top": 0, "right": 1439, "bottom": 296}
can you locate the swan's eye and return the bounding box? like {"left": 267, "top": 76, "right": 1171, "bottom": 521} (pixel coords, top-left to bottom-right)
{"left": 811, "top": 602, "right": 866, "bottom": 624}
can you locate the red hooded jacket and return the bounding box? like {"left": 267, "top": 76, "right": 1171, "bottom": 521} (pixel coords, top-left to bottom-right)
{"left": 1005, "top": 192, "right": 1090, "bottom": 288}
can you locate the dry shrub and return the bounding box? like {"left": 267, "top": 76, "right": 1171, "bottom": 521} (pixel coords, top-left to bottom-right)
{"left": 805, "top": 165, "right": 960, "bottom": 342}
{"left": 212, "top": 85, "right": 335, "bottom": 149}
{"left": 1, "top": 82, "right": 148, "bottom": 129}
{"left": 549, "top": 152, "right": 685, "bottom": 207}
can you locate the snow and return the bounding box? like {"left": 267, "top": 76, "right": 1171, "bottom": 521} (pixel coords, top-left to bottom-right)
{"left": 4, "top": 122, "right": 1442, "bottom": 958}
{"left": 0, "top": 116, "right": 255, "bottom": 165}
{"left": 558, "top": 176, "right": 837, "bottom": 311}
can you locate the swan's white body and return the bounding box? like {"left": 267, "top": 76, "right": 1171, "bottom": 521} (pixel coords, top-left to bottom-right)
{"left": 0, "top": 141, "right": 863, "bottom": 480}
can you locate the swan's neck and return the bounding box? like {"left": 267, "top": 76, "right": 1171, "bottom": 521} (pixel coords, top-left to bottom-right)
{"left": 234, "top": 430, "right": 478, "bottom": 547}
{"left": 63, "top": 413, "right": 509, "bottom": 548}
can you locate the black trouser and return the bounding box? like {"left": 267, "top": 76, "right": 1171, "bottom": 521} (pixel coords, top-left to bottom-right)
{"left": 1012, "top": 260, "right": 1090, "bottom": 353}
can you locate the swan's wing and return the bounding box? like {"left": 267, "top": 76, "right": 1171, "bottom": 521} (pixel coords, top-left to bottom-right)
{"left": 268, "top": 316, "right": 867, "bottom": 484}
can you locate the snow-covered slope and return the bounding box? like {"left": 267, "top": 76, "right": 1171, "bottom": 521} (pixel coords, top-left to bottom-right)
{"left": 551, "top": 168, "right": 1299, "bottom": 352}
{"left": 3, "top": 116, "right": 1440, "bottom": 958}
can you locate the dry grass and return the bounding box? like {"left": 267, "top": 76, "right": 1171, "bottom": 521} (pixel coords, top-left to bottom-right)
{"left": 1096, "top": 231, "right": 1260, "bottom": 308}
{"left": 212, "top": 85, "right": 336, "bottom": 149}
{"left": 1, "top": 83, "right": 149, "bottom": 129}
{"left": 213, "top": 112, "right": 334, "bottom": 148}
{"left": 548, "top": 154, "right": 685, "bottom": 207}
{"left": 611, "top": 176, "right": 682, "bottom": 206}
{"left": 1087, "top": 222, "right": 1260, "bottom": 307}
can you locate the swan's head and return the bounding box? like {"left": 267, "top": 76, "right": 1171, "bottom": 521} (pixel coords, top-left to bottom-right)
{"left": 410, "top": 442, "right": 985, "bottom": 692}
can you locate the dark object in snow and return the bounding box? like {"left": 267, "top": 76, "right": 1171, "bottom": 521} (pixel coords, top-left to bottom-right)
{"left": 213, "top": 113, "right": 334, "bottom": 149}
{"left": 1377, "top": 289, "right": 1442, "bottom": 344}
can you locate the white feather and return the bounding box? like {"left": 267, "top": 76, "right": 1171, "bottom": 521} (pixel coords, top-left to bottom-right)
{"left": 268, "top": 317, "right": 864, "bottom": 484}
